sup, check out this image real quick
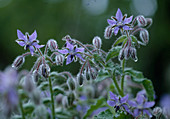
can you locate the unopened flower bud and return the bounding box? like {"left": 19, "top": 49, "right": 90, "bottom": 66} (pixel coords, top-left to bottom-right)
{"left": 67, "top": 92, "right": 75, "bottom": 106}
{"left": 12, "top": 55, "right": 25, "bottom": 69}
{"left": 47, "top": 39, "right": 58, "bottom": 51}
{"left": 104, "top": 26, "right": 113, "bottom": 39}
{"left": 85, "top": 70, "right": 90, "bottom": 81}
{"left": 55, "top": 54, "right": 65, "bottom": 66}
{"left": 92, "top": 36, "right": 102, "bottom": 49}
{"left": 34, "top": 105, "right": 47, "bottom": 119}
{"left": 62, "top": 35, "right": 72, "bottom": 41}
{"left": 124, "top": 47, "right": 131, "bottom": 60}
{"left": 90, "top": 68, "right": 98, "bottom": 80}
{"left": 31, "top": 89, "right": 41, "bottom": 105}
{"left": 39, "top": 64, "right": 50, "bottom": 78}
{"left": 118, "top": 49, "right": 124, "bottom": 61}
{"left": 130, "top": 47, "right": 138, "bottom": 62}
{"left": 67, "top": 78, "right": 76, "bottom": 91}
{"left": 140, "top": 29, "right": 149, "bottom": 44}
{"left": 152, "top": 107, "right": 162, "bottom": 117}
{"left": 32, "top": 70, "right": 41, "bottom": 82}
{"left": 77, "top": 73, "right": 85, "bottom": 86}
{"left": 146, "top": 18, "right": 153, "bottom": 28}
{"left": 24, "top": 75, "right": 35, "bottom": 93}
{"left": 137, "top": 15, "right": 147, "bottom": 26}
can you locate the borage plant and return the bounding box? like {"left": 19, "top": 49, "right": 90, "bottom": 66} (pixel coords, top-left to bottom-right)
{"left": 0, "top": 8, "right": 163, "bottom": 119}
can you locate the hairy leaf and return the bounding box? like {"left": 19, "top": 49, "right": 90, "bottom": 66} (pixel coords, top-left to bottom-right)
{"left": 83, "top": 98, "right": 105, "bottom": 119}
{"left": 106, "top": 46, "right": 121, "bottom": 62}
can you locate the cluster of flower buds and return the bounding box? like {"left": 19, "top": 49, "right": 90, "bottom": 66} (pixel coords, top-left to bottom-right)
{"left": 118, "top": 37, "right": 138, "bottom": 62}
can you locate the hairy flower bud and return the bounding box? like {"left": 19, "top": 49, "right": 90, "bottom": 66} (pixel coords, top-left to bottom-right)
{"left": 77, "top": 73, "right": 84, "bottom": 86}
{"left": 130, "top": 47, "right": 138, "bottom": 62}
{"left": 140, "top": 29, "right": 149, "bottom": 44}
{"left": 12, "top": 55, "right": 25, "bottom": 69}
{"left": 67, "top": 78, "right": 76, "bottom": 91}
{"left": 92, "top": 36, "right": 102, "bottom": 49}
{"left": 67, "top": 92, "right": 75, "bottom": 106}
{"left": 118, "top": 49, "right": 124, "bottom": 61}
{"left": 55, "top": 54, "right": 65, "bottom": 66}
{"left": 137, "top": 15, "right": 147, "bottom": 26}
{"left": 124, "top": 47, "right": 131, "bottom": 60}
{"left": 32, "top": 70, "right": 41, "bottom": 82}
{"left": 39, "top": 64, "right": 50, "bottom": 78}
{"left": 47, "top": 39, "right": 58, "bottom": 51}
{"left": 152, "top": 107, "right": 162, "bottom": 117}
{"left": 104, "top": 26, "right": 113, "bottom": 39}
{"left": 85, "top": 70, "right": 91, "bottom": 81}
{"left": 90, "top": 67, "right": 98, "bottom": 80}
{"left": 146, "top": 18, "right": 153, "bottom": 28}
{"left": 24, "top": 75, "right": 35, "bottom": 93}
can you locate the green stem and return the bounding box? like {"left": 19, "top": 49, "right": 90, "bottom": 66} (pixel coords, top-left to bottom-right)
{"left": 112, "top": 74, "right": 124, "bottom": 97}
{"left": 48, "top": 77, "right": 55, "bottom": 119}
{"left": 121, "top": 59, "right": 125, "bottom": 94}
{"left": 19, "top": 99, "right": 25, "bottom": 119}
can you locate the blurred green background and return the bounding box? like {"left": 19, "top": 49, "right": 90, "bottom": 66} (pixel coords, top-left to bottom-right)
{"left": 0, "top": 0, "right": 170, "bottom": 101}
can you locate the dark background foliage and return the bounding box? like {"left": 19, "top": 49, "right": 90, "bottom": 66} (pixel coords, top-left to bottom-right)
{"left": 0, "top": 0, "right": 170, "bottom": 102}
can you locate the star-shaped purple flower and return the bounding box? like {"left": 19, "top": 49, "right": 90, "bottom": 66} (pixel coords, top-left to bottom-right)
{"left": 128, "top": 94, "right": 155, "bottom": 118}
{"left": 16, "top": 29, "right": 44, "bottom": 56}
{"left": 107, "top": 91, "right": 131, "bottom": 114}
{"left": 107, "top": 8, "right": 133, "bottom": 35}
{"left": 58, "top": 41, "right": 84, "bottom": 65}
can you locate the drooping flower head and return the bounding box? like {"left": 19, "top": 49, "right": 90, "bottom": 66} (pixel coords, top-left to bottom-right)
{"left": 16, "top": 29, "right": 44, "bottom": 56}
{"left": 128, "top": 94, "right": 155, "bottom": 118}
{"left": 107, "top": 8, "right": 133, "bottom": 35}
{"left": 58, "top": 41, "right": 84, "bottom": 65}
{"left": 107, "top": 91, "right": 131, "bottom": 114}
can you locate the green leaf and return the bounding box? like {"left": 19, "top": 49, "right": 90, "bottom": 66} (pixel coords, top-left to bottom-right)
{"left": 106, "top": 46, "right": 121, "bottom": 62}
{"left": 50, "top": 72, "right": 67, "bottom": 85}
{"left": 94, "top": 109, "right": 113, "bottom": 119}
{"left": 18, "top": 89, "right": 28, "bottom": 100}
{"left": 38, "top": 81, "right": 49, "bottom": 91}
{"left": 116, "top": 112, "right": 133, "bottom": 119}
{"left": 125, "top": 68, "right": 154, "bottom": 101}
{"left": 83, "top": 97, "right": 105, "bottom": 119}
{"left": 43, "top": 97, "right": 51, "bottom": 105}
{"left": 113, "top": 35, "right": 127, "bottom": 47}
{"left": 142, "top": 79, "right": 155, "bottom": 101}
{"left": 23, "top": 102, "right": 34, "bottom": 114}
{"left": 95, "top": 69, "right": 111, "bottom": 82}
{"left": 93, "top": 54, "right": 105, "bottom": 66}
{"left": 53, "top": 86, "right": 65, "bottom": 96}
{"left": 130, "top": 35, "right": 139, "bottom": 46}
